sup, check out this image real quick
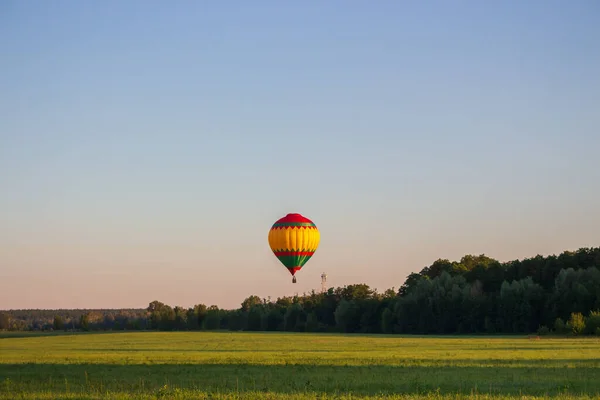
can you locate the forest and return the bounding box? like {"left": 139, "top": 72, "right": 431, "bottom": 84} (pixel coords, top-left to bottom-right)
{"left": 2, "top": 246, "right": 600, "bottom": 336}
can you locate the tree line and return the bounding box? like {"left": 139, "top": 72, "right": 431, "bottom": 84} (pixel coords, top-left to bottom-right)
{"left": 2, "top": 246, "right": 600, "bottom": 336}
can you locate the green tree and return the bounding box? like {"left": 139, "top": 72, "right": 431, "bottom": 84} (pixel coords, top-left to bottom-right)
{"left": 341, "top": 284, "right": 373, "bottom": 301}
{"left": 265, "top": 308, "right": 284, "bottom": 331}
{"left": 380, "top": 308, "right": 393, "bottom": 334}
{"left": 0, "top": 313, "right": 10, "bottom": 330}
{"left": 420, "top": 259, "right": 455, "bottom": 279}
{"left": 194, "top": 304, "right": 208, "bottom": 328}
{"left": 241, "top": 295, "right": 263, "bottom": 312}
{"left": 283, "top": 304, "right": 302, "bottom": 332}
{"left": 305, "top": 311, "right": 318, "bottom": 332}
{"left": 585, "top": 310, "right": 600, "bottom": 334}
{"left": 147, "top": 300, "right": 166, "bottom": 329}
{"left": 53, "top": 315, "right": 64, "bottom": 331}
{"left": 159, "top": 306, "right": 176, "bottom": 330}
{"left": 174, "top": 306, "right": 188, "bottom": 330}
{"left": 79, "top": 313, "right": 89, "bottom": 331}
{"left": 186, "top": 308, "right": 199, "bottom": 330}
{"left": 567, "top": 312, "right": 586, "bottom": 335}
{"left": 554, "top": 317, "right": 566, "bottom": 334}
{"left": 247, "top": 306, "right": 264, "bottom": 331}
{"left": 204, "top": 306, "right": 221, "bottom": 330}
{"left": 334, "top": 299, "right": 361, "bottom": 333}
{"left": 295, "top": 308, "right": 307, "bottom": 332}
{"left": 398, "top": 273, "right": 424, "bottom": 296}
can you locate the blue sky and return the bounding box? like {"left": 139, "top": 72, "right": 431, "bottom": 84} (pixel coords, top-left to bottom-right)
{"left": 1, "top": 1, "right": 599, "bottom": 309}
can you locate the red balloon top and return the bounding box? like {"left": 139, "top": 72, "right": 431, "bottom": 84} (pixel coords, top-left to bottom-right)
{"left": 275, "top": 213, "right": 314, "bottom": 224}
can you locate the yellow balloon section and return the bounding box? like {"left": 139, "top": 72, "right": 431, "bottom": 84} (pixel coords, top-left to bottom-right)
{"left": 268, "top": 227, "right": 320, "bottom": 253}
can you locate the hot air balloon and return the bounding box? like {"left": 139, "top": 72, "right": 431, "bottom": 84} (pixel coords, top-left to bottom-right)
{"left": 268, "top": 213, "right": 320, "bottom": 283}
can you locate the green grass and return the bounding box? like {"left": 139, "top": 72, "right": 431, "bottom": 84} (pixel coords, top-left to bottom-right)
{"left": 1, "top": 331, "right": 599, "bottom": 399}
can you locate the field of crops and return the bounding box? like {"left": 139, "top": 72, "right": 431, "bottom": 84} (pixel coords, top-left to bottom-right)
{"left": 1, "top": 331, "right": 599, "bottom": 399}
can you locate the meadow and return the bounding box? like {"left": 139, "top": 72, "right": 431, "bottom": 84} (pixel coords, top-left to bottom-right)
{"left": 1, "top": 331, "right": 599, "bottom": 399}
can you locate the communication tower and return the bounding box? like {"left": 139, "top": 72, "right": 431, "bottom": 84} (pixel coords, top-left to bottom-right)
{"left": 321, "top": 272, "right": 327, "bottom": 293}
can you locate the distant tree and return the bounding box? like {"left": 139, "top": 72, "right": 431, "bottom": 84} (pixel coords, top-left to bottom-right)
{"left": 567, "top": 312, "right": 586, "bottom": 335}
{"left": 0, "top": 313, "right": 10, "bottom": 330}
{"left": 53, "top": 315, "right": 64, "bottom": 331}
{"left": 420, "top": 259, "right": 455, "bottom": 279}
{"left": 283, "top": 304, "right": 302, "bottom": 332}
{"left": 204, "top": 306, "right": 221, "bottom": 330}
{"left": 79, "top": 313, "right": 89, "bottom": 331}
{"left": 305, "top": 312, "right": 318, "bottom": 332}
{"left": 159, "top": 306, "right": 176, "bottom": 330}
{"left": 265, "top": 308, "right": 284, "bottom": 331}
{"left": 554, "top": 318, "right": 566, "bottom": 334}
{"left": 399, "top": 273, "right": 425, "bottom": 297}
{"left": 194, "top": 304, "right": 208, "bottom": 328}
{"left": 147, "top": 300, "right": 166, "bottom": 313}
{"left": 186, "top": 308, "right": 199, "bottom": 330}
{"left": 585, "top": 311, "right": 600, "bottom": 335}
{"left": 103, "top": 314, "right": 115, "bottom": 330}
{"left": 247, "top": 306, "right": 264, "bottom": 331}
{"left": 380, "top": 308, "right": 393, "bottom": 334}
{"left": 460, "top": 254, "right": 498, "bottom": 272}
{"left": 295, "top": 308, "right": 307, "bottom": 332}
{"left": 174, "top": 306, "right": 188, "bottom": 330}
{"left": 147, "top": 301, "right": 166, "bottom": 329}
{"left": 335, "top": 299, "right": 360, "bottom": 333}
{"left": 241, "top": 295, "right": 263, "bottom": 312}
{"left": 341, "top": 284, "right": 373, "bottom": 301}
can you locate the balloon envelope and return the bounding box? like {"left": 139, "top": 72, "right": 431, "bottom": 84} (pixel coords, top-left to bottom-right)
{"left": 268, "top": 213, "right": 320, "bottom": 278}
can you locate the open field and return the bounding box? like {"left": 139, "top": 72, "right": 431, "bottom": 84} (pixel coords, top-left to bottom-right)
{"left": 1, "top": 331, "right": 600, "bottom": 399}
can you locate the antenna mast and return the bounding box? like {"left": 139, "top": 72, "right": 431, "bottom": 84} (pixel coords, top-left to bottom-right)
{"left": 321, "top": 272, "right": 327, "bottom": 293}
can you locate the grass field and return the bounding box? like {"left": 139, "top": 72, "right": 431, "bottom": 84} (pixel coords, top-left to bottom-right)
{"left": 1, "top": 331, "right": 600, "bottom": 399}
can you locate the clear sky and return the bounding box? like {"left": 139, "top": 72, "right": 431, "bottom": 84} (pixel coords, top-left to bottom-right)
{"left": 1, "top": 1, "right": 599, "bottom": 310}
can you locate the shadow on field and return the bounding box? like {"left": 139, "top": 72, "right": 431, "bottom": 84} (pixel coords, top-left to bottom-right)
{"left": 2, "top": 361, "right": 599, "bottom": 397}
